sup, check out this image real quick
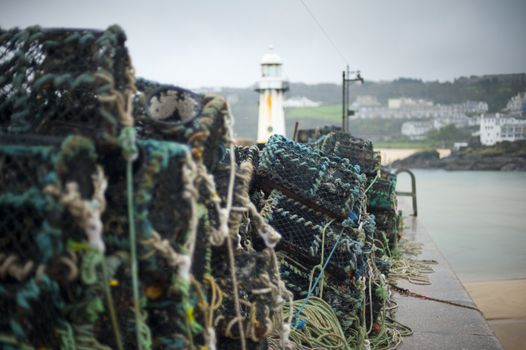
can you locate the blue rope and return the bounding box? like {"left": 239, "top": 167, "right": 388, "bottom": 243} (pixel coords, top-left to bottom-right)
{"left": 292, "top": 229, "right": 345, "bottom": 329}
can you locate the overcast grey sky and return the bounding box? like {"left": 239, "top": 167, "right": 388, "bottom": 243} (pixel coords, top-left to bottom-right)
{"left": 1, "top": 0, "right": 525, "bottom": 88}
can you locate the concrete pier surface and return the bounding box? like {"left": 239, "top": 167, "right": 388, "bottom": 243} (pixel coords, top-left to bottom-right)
{"left": 394, "top": 214, "right": 503, "bottom": 350}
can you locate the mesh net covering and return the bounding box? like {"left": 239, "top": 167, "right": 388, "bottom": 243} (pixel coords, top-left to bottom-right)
{"left": 258, "top": 134, "right": 366, "bottom": 219}
{"left": 366, "top": 170, "right": 400, "bottom": 250}
{"left": 295, "top": 125, "right": 341, "bottom": 144}
{"left": 133, "top": 78, "right": 228, "bottom": 171}
{"left": 252, "top": 133, "right": 397, "bottom": 349}
{"left": 255, "top": 131, "right": 404, "bottom": 349}
{"left": 0, "top": 25, "right": 135, "bottom": 140}
{"left": 367, "top": 170, "right": 397, "bottom": 211}
{"left": 0, "top": 24, "right": 404, "bottom": 350}
{"left": 260, "top": 190, "right": 368, "bottom": 278}
{"left": 307, "top": 130, "right": 401, "bottom": 260}
{"left": 207, "top": 146, "right": 288, "bottom": 350}
{"left": 0, "top": 135, "right": 110, "bottom": 348}
{"left": 0, "top": 135, "right": 203, "bottom": 349}
{"left": 314, "top": 131, "right": 381, "bottom": 176}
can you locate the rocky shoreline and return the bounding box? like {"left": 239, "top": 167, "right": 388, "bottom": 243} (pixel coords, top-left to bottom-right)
{"left": 392, "top": 150, "right": 526, "bottom": 171}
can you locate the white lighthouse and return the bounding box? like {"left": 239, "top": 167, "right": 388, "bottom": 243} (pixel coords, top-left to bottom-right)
{"left": 256, "top": 46, "right": 288, "bottom": 143}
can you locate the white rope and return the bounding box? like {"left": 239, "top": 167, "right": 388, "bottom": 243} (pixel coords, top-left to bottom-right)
{"left": 223, "top": 102, "right": 247, "bottom": 350}
{"left": 44, "top": 165, "right": 108, "bottom": 253}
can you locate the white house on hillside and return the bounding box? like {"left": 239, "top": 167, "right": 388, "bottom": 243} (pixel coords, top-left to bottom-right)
{"left": 401, "top": 121, "right": 434, "bottom": 140}
{"left": 283, "top": 96, "right": 321, "bottom": 108}
{"left": 480, "top": 114, "right": 526, "bottom": 146}
{"left": 505, "top": 92, "right": 526, "bottom": 115}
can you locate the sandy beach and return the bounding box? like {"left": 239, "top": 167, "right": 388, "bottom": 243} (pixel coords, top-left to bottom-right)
{"left": 464, "top": 279, "right": 526, "bottom": 350}
{"left": 376, "top": 148, "right": 451, "bottom": 166}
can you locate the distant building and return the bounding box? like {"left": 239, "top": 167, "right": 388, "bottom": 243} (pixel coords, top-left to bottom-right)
{"left": 388, "top": 98, "right": 433, "bottom": 109}
{"left": 401, "top": 121, "right": 434, "bottom": 140}
{"left": 505, "top": 92, "right": 526, "bottom": 116}
{"left": 479, "top": 113, "right": 526, "bottom": 146}
{"left": 355, "top": 99, "right": 487, "bottom": 120}
{"left": 283, "top": 96, "right": 321, "bottom": 108}
{"left": 460, "top": 101, "right": 489, "bottom": 115}
{"left": 453, "top": 142, "right": 469, "bottom": 150}
{"left": 352, "top": 95, "right": 381, "bottom": 108}
{"left": 433, "top": 114, "right": 471, "bottom": 129}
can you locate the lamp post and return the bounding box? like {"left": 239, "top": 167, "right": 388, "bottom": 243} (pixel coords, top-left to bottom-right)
{"left": 342, "top": 66, "right": 364, "bottom": 133}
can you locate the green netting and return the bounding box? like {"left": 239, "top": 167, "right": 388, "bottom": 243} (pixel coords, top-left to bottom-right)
{"left": 0, "top": 25, "right": 135, "bottom": 140}
{"left": 260, "top": 190, "right": 368, "bottom": 278}
{"left": 258, "top": 134, "right": 366, "bottom": 219}
{"left": 212, "top": 248, "right": 280, "bottom": 349}
{"left": 314, "top": 131, "right": 381, "bottom": 175}
{"left": 98, "top": 140, "right": 201, "bottom": 350}
{"left": 367, "top": 170, "right": 398, "bottom": 211}
{"left": 374, "top": 209, "right": 402, "bottom": 251}
{"left": 307, "top": 129, "right": 400, "bottom": 260}
{"left": 0, "top": 136, "right": 109, "bottom": 348}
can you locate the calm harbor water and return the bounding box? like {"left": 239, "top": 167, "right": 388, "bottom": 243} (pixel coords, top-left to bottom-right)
{"left": 396, "top": 169, "right": 526, "bottom": 282}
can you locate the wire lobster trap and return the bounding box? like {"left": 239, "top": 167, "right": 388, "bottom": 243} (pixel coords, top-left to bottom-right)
{"left": 258, "top": 134, "right": 366, "bottom": 219}
{"left": 277, "top": 251, "right": 367, "bottom": 342}
{"left": 133, "top": 79, "right": 230, "bottom": 170}
{"left": 96, "top": 139, "right": 203, "bottom": 350}
{"left": 0, "top": 135, "right": 111, "bottom": 348}
{"left": 0, "top": 25, "right": 135, "bottom": 140}
{"left": 260, "top": 190, "right": 369, "bottom": 279}
{"left": 314, "top": 131, "right": 381, "bottom": 176}
{"left": 303, "top": 131, "right": 401, "bottom": 254}
{"left": 0, "top": 23, "right": 408, "bottom": 350}
{"left": 207, "top": 145, "right": 290, "bottom": 350}
{"left": 295, "top": 125, "right": 341, "bottom": 144}
{"left": 367, "top": 170, "right": 398, "bottom": 211}
{"left": 211, "top": 247, "right": 282, "bottom": 350}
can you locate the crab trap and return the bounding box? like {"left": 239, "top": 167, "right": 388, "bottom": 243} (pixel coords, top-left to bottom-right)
{"left": 99, "top": 139, "right": 203, "bottom": 350}
{"left": 295, "top": 125, "right": 341, "bottom": 144}
{"left": 0, "top": 135, "right": 111, "bottom": 349}
{"left": 314, "top": 131, "right": 381, "bottom": 176}
{"left": 367, "top": 170, "right": 398, "bottom": 211}
{"left": 259, "top": 190, "right": 369, "bottom": 279}
{"left": 0, "top": 25, "right": 135, "bottom": 140}
{"left": 373, "top": 209, "right": 402, "bottom": 252}
{"left": 211, "top": 247, "right": 281, "bottom": 350}
{"left": 133, "top": 79, "right": 230, "bottom": 170}
{"left": 255, "top": 135, "right": 397, "bottom": 349}
{"left": 302, "top": 131, "right": 400, "bottom": 252}
{"left": 258, "top": 134, "right": 366, "bottom": 219}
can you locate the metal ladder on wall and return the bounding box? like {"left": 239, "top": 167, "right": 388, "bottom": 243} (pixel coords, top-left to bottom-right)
{"left": 394, "top": 168, "right": 418, "bottom": 216}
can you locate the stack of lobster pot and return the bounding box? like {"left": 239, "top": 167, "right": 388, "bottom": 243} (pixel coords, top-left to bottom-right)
{"left": 255, "top": 134, "right": 391, "bottom": 343}
{"left": 313, "top": 131, "right": 400, "bottom": 254}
